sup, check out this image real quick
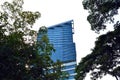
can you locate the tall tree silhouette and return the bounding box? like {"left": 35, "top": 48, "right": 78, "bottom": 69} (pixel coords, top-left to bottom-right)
{"left": 76, "top": 0, "right": 120, "bottom": 80}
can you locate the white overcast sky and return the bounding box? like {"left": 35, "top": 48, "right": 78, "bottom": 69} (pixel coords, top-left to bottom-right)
{"left": 2, "top": 0, "right": 116, "bottom": 80}
{"left": 23, "top": 0, "right": 98, "bottom": 63}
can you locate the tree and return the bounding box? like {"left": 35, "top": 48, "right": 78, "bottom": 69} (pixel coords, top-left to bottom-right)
{"left": 0, "top": 0, "right": 68, "bottom": 80}
{"left": 0, "top": 0, "right": 41, "bottom": 80}
{"left": 76, "top": 26, "right": 120, "bottom": 80}
{"left": 76, "top": 0, "right": 120, "bottom": 80}
{"left": 82, "top": 0, "right": 120, "bottom": 32}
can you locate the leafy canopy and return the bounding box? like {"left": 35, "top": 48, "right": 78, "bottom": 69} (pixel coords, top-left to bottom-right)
{"left": 76, "top": 26, "right": 120, "bottom": 80}
{"left": 0, "top": 0, "right": 68, "bottom": 80}
{"left": 76, "top": 0, "right": 120, "bottom": 80}
{"left": 83, "top": 0, "right": 120, "bottom": 32}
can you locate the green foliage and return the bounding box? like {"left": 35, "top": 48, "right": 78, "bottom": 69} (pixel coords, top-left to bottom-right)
{"left": 76, "top": 26, "right": 120, "bottom": 80}
{"left": 0, "top": 0, "right": 41, "bottom": 80}
{"left": 0, "top": 0, "right": 68, "bottom": 80}
{"left": 83, "top": 0, "right": 120, "bottom": 32}
{"left": 76, "top": 0, "right": 120, "bottom": 80}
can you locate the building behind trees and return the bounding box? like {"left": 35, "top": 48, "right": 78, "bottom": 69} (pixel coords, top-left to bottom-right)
{"left": 38, "top": 20, "right": 77, "bottom": 80}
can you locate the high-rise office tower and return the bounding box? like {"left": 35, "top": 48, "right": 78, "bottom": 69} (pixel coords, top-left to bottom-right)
{"left": 38, "top": 20, "right": 77, "bottom": 80}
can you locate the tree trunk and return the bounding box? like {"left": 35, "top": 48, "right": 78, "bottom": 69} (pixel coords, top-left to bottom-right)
{"left": 115, "top": 75, "right": 119, "bottom": 80}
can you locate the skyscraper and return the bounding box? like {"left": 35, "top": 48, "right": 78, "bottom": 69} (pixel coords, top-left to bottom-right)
{"left": 38, "top": 20, "right": 77, "bottom": 80}
{"left": 48, "top": 20, "right": 76, "bottom": 80}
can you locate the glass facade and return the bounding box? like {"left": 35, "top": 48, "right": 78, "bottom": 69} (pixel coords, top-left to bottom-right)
{"left": 48, "top": 20, "right": 76, "bottom": 80}
{"left": 38, "top": 20, "right": 77, "bottom": 80}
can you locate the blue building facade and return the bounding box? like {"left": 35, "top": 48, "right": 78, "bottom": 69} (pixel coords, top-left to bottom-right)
{"left": 38, "top": 20, "right": 77, "bottom": 80}
{"left": 48, "top": 20, "right": 76, "bottom": 80}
